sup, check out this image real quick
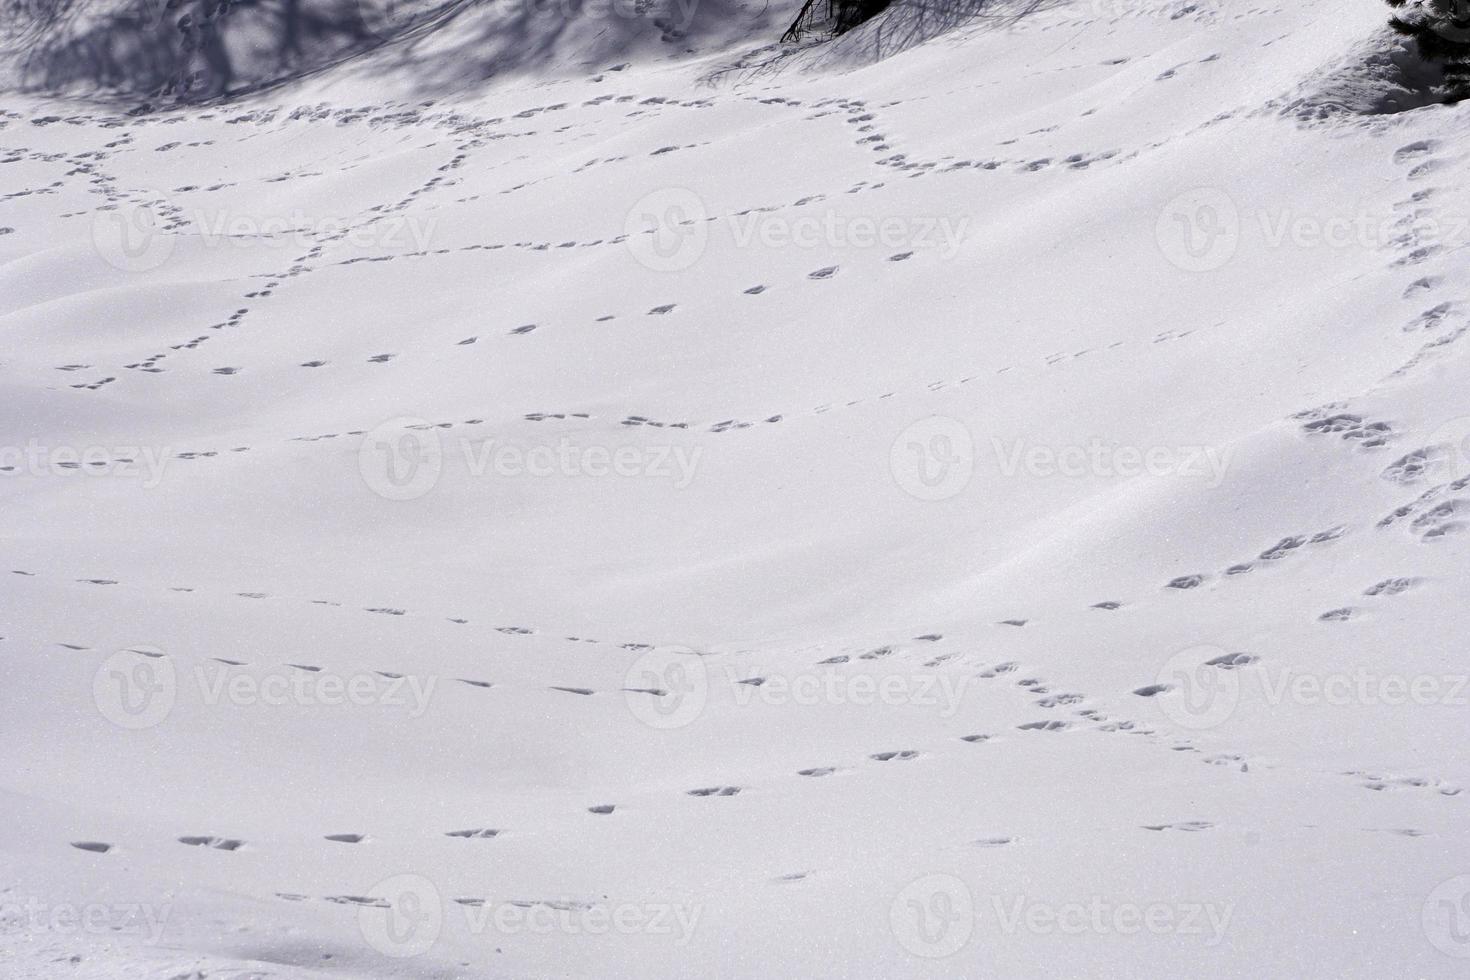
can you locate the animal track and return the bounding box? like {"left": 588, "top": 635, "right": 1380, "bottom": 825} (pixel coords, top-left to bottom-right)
{"left": 1204, "top": 652, "right": 1258, "bottom": 669}
{"left": 1381, "top": 448, "right": 1436, "bottom": 485}
{"left": 324, "top": 895, "right": 389, "bottom": 907}
{"left": 1393, "top": 140, "right": 1438, "bottom": 164}
{"left": 1364, "top": 577, "right": 1421, "bottom": 596}
{"left": 19, "top": 70, "right": 1469, "bottom": 938}
{"left": 1142, "top": 821, "right": 1214, "bottom": 832}
{"left": 1411, "top": 499, "right": 1470, "bottom": 540}
{"left": 179, "top": 836, "right": 244, "bottom": 850}
{"left": 1349, "top": 772, "right": 1461, "bottom": 796}
{"left": 1296, "top": 407, "right": 1393, "bottom": 451}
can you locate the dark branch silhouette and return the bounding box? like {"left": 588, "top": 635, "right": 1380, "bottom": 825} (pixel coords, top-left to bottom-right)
{"left": 1387, "top": 0, "right": 1470, "bottom": 101}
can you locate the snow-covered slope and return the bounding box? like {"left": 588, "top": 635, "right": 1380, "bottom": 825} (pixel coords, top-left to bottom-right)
{"left": 0, "top": 0, "right": 803, "bottom": 102}
{"left": 3, "top": 0, "right": 1470, "bottom": 976}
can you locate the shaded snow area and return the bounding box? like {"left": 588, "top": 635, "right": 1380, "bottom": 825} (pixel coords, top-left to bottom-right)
{"left": 2, "top": 0, "right": 1470, "bottom": 975}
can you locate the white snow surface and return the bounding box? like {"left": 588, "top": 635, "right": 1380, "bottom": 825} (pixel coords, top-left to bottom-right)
{"left": 2, "top": 0, "right": 1470, "bottom": 976}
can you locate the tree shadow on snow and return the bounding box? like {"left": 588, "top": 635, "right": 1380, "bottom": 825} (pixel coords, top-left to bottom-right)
{"left": 7, "top": 0, "right": 469, "bottom": 104}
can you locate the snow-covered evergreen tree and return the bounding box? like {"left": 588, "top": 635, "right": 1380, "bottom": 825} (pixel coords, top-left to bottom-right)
{"left": 1388, "top": 0, "right": 1470, "bottom": 101}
